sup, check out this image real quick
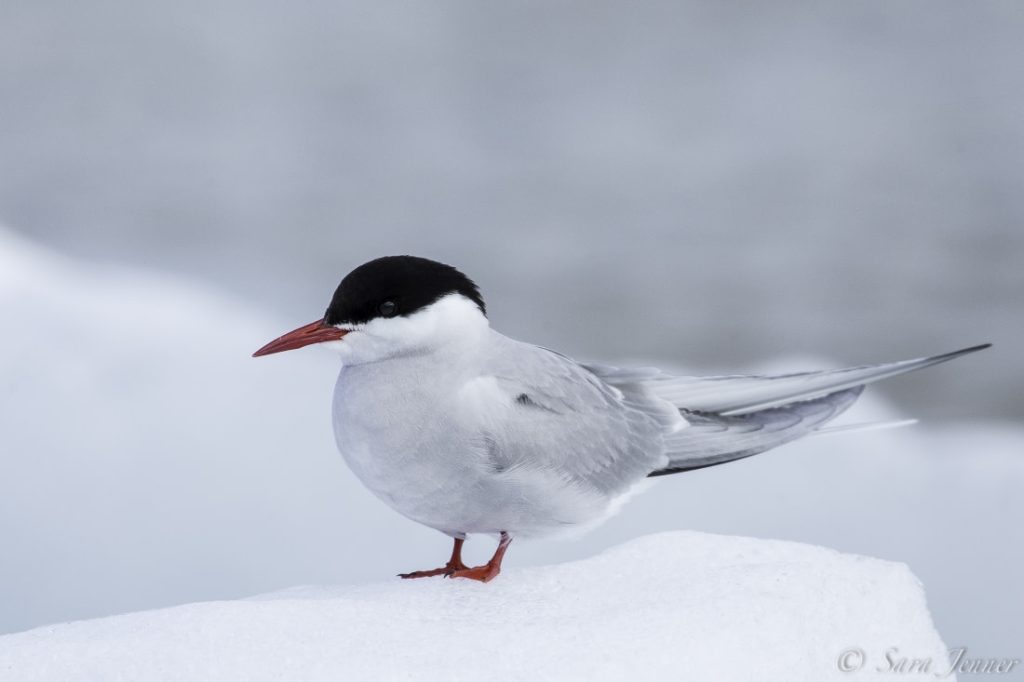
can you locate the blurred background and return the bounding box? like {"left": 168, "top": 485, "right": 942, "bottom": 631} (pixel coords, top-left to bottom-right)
{"left": 1, "top": 0, "right": 1021, "bottom": 670}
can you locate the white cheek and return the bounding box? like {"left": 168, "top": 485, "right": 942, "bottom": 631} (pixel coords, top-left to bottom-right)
{"left": 331, "top": 332, "right": 392, "bottom": 365}
{"left": 319, "top": 339, "right": 347, "bottom": 354}
{"left": 328, "top": 294, "right": 489, "bottom": 366}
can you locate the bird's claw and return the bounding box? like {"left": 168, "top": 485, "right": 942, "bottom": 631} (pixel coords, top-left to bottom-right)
{"left": 398, "top": 561, "right": 468, "bottom": 580}
{"left": 445, "top": 564, "right": 501, "bottom": 582}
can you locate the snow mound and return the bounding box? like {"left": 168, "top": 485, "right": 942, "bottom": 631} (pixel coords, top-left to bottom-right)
{"left": 0, "top": 532, "right": 952, "bottom": 682}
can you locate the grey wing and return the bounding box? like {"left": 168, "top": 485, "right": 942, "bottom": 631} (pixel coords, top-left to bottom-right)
{"left": 651, "top": 387, "right": 863, "bottom": 475}
{"left": 582, "top": 363, "right": 858, "bottom": 475}
{"left": 632, "top": 344, "right": 989, "bottom": 415}
{"left": 481, "top": 339, "right": 678, "bottom": 496}
{"left": 583, "top": 344, "right": 988, "bottom": 475}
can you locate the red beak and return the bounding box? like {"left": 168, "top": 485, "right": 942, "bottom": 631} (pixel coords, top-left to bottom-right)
{"left": 252, "top": 320, "right": 349, "bottom": 357}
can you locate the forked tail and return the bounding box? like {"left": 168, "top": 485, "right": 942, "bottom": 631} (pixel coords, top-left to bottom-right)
{"left": 643, "top": 344, "right": 990, "bottom": 477}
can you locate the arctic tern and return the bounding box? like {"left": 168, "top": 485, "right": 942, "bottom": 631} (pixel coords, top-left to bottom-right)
{"left": 254, "top": 256, "right": 988, "bottom": 582}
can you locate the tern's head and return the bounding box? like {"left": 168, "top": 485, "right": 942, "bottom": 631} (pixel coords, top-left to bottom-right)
{"left": 253, "top": 256, "right": 488, "bottom": 364}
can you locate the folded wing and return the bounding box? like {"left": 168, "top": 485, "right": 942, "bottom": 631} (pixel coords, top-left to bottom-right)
{"left": 641, "top": 344, "right": 989, "bottom": 416}
{"left": 585, "top": 344, "right": 989, "bottom": 477}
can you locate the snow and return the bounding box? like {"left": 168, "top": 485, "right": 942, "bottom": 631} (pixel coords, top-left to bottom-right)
{"left": 0, "top": 531, "right": 954, "bottom": 682}
{"left": 0, "top": 226, "right": 370, "bottom": 624}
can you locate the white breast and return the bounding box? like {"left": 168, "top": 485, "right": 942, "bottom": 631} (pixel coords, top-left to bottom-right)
{"left": 332, "top": 356, "right": 474, "bottom": 533}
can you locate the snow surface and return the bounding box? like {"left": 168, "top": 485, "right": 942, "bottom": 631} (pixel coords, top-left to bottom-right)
{"left": 0, "top": 531, "right": 953, "bottom": 682}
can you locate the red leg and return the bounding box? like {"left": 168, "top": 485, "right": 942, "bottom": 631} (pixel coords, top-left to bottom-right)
{"left": 398, "top": 537, "right": 468, "bottom": 579}
{"left": 448, "top": 532, "right": 512, "bottom": 583}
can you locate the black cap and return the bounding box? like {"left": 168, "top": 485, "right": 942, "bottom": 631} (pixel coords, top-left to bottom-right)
{"left": 324, "top": 256, "right": 486, "bottom": 326}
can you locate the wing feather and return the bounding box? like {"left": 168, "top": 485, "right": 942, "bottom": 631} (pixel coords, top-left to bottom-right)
{"left": 480, "top": 339, "right": 674, "bottom": 495}
{"left": 637, "top": 344, "right": 989, "bottom": 416}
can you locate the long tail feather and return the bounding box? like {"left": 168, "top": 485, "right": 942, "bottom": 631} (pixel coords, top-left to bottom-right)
{"left": 637, "top": 344, "right": 990, "bottom": 477}
{"left": 646, "top": 344, "right": 990, "bottom": 416}
{"left": 811, "top": 419, "right": 918, "bottom": 437}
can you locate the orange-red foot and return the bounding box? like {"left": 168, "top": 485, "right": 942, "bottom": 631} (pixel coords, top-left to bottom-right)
{"left": 447, "top": 564, "right": 501, "bottom": 582}
{"left": 398, "top": 537, "right": 468, "bottom": 579}
{"left": 398, "top": 560, "right": 468, "bottom": 580}
{"left": 446, "top": 532, "right": 512, "bottom": 583}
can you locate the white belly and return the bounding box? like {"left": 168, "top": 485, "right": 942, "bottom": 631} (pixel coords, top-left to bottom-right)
{"left": 331, "top": 362, "right": 611, "bottom": 537}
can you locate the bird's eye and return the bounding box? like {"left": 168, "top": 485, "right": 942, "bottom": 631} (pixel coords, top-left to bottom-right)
{"left": 378, "top": 300, "right": 398, "bottom": 317}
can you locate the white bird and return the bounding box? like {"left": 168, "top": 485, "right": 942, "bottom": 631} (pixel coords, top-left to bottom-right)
{"left": 254, "top": 256, "right": 989, "bottom": 582}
